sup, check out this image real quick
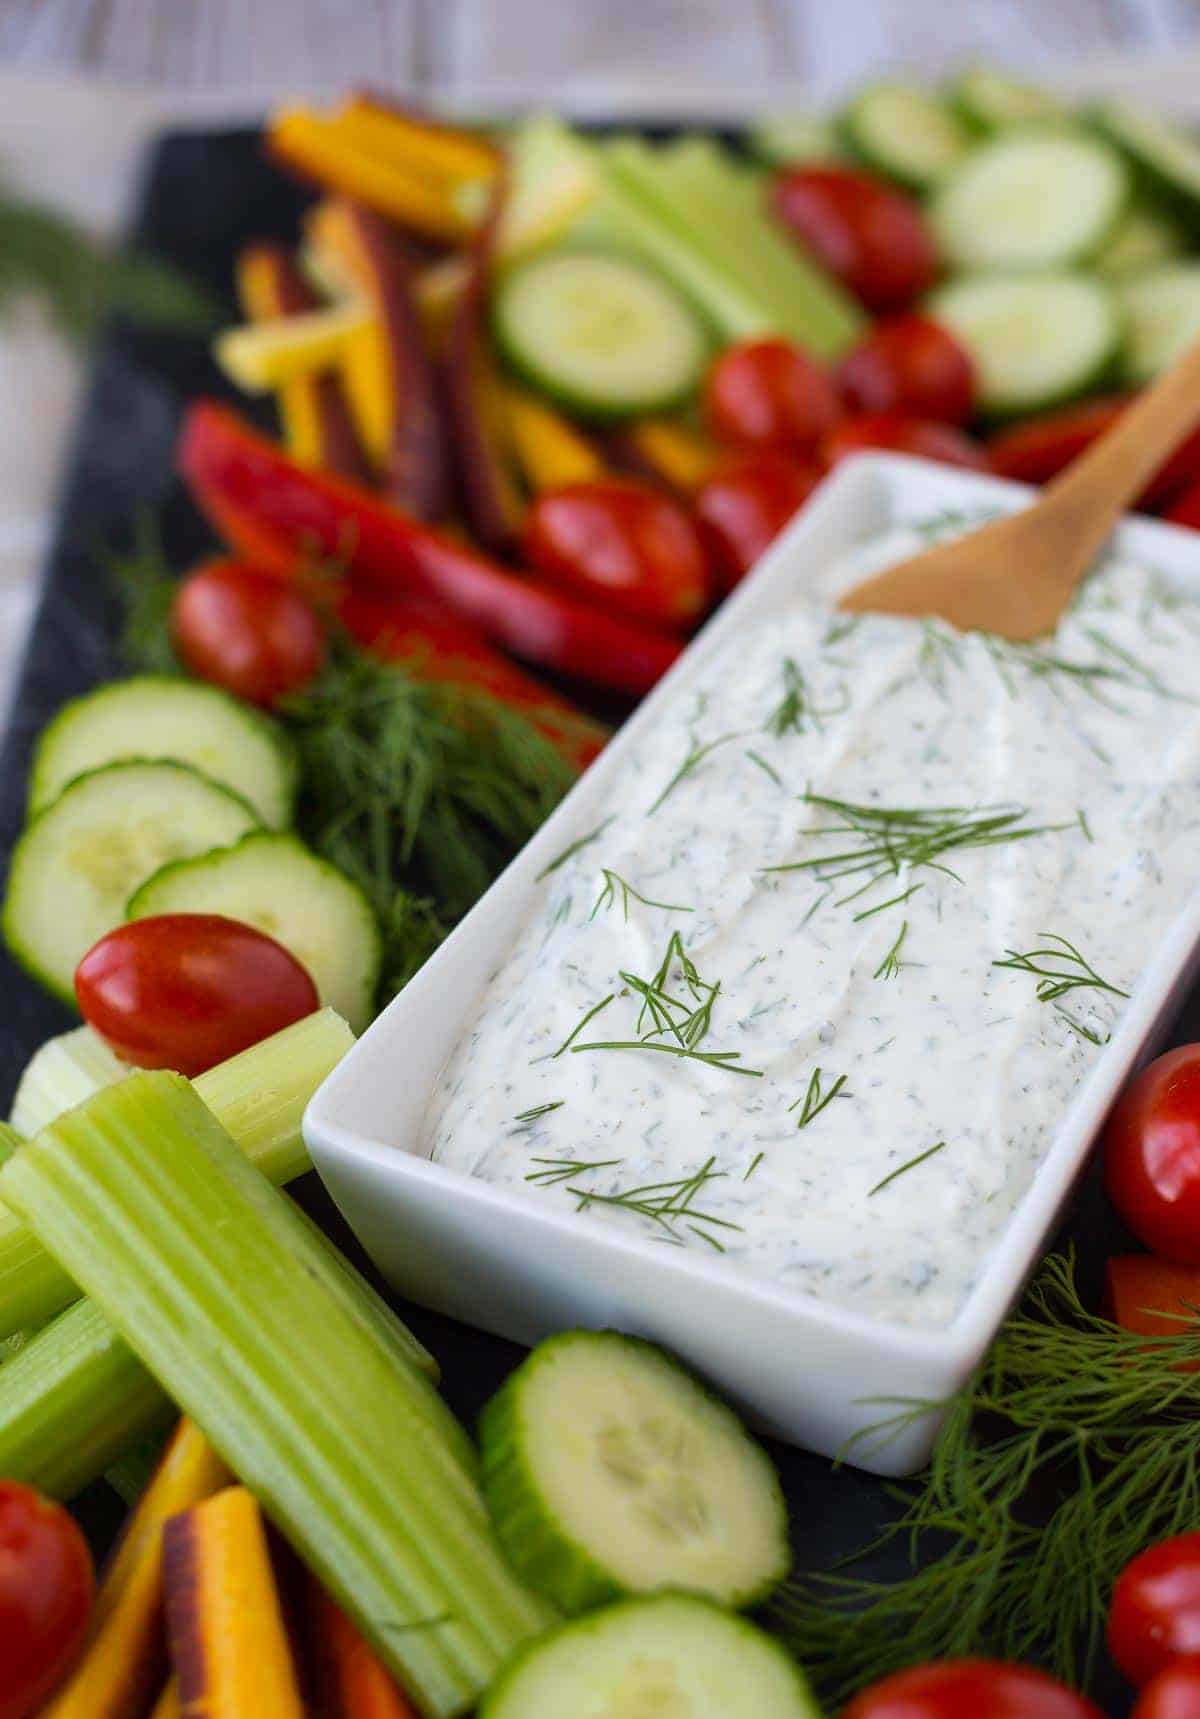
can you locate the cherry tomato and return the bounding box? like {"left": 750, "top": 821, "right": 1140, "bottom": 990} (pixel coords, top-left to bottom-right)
{"left": 171, "top": 558, "right": 326, "bottom": 708}
{"left": 693, "top": 452, "right": 819, "bottom": 593}
{"left": 0, "top": 1482, "right": 94, "bottom": 1719}
{"left": 75, "top": 914, "right": 320, "bottom": 1078}
{"left": 1104, "top": 1045, "right": 1200, "bottom": 1263}
{"left": 1134, "top": 1659, "right": 1200, "bottom": 1718}
{"left": 989, "top": 401, "right": 1200, "bottom": 510}
{"left": 822, "top": 413, "right": 989, "bottom": 473}
{"left": 843, "top": 1658, "right": 1102, "bottom": 1719}
{"left": 522, "top": 478, "right": 709, "bottom": 629}
{"left": 704, "top": 337, "right": 841, "bottom": 455}
{"left": 1110, "top": 1533, "right": 1200, "bottom": 1687}
{"left": 771, "top": 166, "right": 939, "bottom": 312}
{"left": 1166, "top": 479, "right": 1200, "bottom": 531}
{"left": 838, "top": 316, "right": 975, "bottom": 426}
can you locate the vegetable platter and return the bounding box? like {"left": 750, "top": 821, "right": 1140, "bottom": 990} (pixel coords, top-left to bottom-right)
{"left": 8, "top": 72, "right": 1200, "bottom": 1716}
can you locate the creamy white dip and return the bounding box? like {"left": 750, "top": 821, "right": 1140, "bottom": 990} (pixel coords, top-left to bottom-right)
{"left": 425, "top": 516, "right": 1200, "bottom": 1328}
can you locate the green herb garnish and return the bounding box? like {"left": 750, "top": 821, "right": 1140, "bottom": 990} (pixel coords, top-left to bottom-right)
{"left": 994, "top": 932, "right": 1127, "bottom": 1047}
{"left": 548, "top": 994, "right": 616, "bottom": 1060}
{"left": 790, "top": 1067, "right": 850, "bottom": 1129}
{"left": 873, "top": 921, "right": 910, "bottom": 981}
{"left": 525, "top": 1156, "right": 620, "bottom": 1185}
{"left": 744, "top": 1152, "right": 765, "bottom": 1180}
{"left": 745, "top": 749, "right": 783, "bottom": 786}
{"left": 766, "top": 657, "right": 849, "bottom": 737}
{"left": 647, "top": 732, "right": 742, "bottom": 814}
{"left": 568, "top": 1155, "right": 742, "bottom": 1249}
{"left": 570, "top": 1040, "right": 762, "bottom": 1076}
{"left": 513, "top": 1102, "right": 565, "bottom": 1126}
{"left": 868, "top": 1139, "right": 946, "bottom": 1195}
{"left": 590, "top": 869, "right": 693, "bottom": 921}
{"left": 536, "top": 817, "right": 614, "bottom": 881}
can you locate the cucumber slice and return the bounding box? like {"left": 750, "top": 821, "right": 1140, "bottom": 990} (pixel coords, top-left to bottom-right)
{"left": 31, "top": 676, "right": 296, "bottom": 830}
{"left": 126, "top": 831, "right": 380, "bottom": 1031}
{"left": 747, "top": 112, "right": 841, "bottom": 167}
{"left": 947, "top": 66, "right": 1065, "bottom": 133}
{"left": 928, "top": 273, "right": 1121, "bottom": 416}
{"left": 930, "top": 130, "right": 1128, "bottom": 270}
{"left": 1116, "top": 263, "right": 1200, "bottom": 383}
{"left": 9, "top": 1026, "right": 128, "bottom": 1135}
{"left": 1090, "top": 100, "right": 1200, "bottom": 237}
{"left": 1094, "top": 205, "right": 1186, "bottom": 278}
{"left": 480, "top": 1593, "right": 819, "bottom": 1719}
{"left": 3, "top": 762, "right": 259, "bottom": 1004}
{"left": 480, "top": 1331, "right": 789, "bottom": 1614}
{"left": 493, "top": 250, "right": 708, "bottom": 421}
{"left": 838, "top": 82, "right": 972, "bottom": 191}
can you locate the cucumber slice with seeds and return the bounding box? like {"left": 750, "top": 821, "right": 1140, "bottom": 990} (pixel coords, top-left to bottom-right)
{"left": 838, "top": 82, "right": 971, "bottom": 191}
{"left": 480, "top": 1330, "right": 789, "bottom": 1615}
{"left": 931, "top": 130, "right": 1129, "bottom": 271}
{"left": 1090, "top": 101, "right": 1200, "bottom": 237}
{"left": 929, "top": 273, "right": 1121, "bottom": 416}
{"left": 947, "top": 67, "right": 1065, "bottom": 133}
{"left": 3, "top": 761, "right": 259, "bottom": 1004}
{"left": 30, "top": 676, "right": 296, "bottom": 830}
{"left": 1094, "top": 205, "right": 1186, "bottom": 278}
{"left": 494, "top": 249, "right": 708, "bottom": 421}
{"left": 748, "top": 112, "right": 842, "bottom": 168}
{"left": 127, "top": 831, "right": 380, "bottom": 1031}
{"left": 1116, "top": 263, "right": 1200, "bottom": 383}
{"left": 480, "top": 1593, "right": 819, "bottom": 1719}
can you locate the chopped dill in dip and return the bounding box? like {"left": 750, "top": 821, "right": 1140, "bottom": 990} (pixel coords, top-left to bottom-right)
{"left": 424, "top": 516, "right": 1200, "bottom": 1328}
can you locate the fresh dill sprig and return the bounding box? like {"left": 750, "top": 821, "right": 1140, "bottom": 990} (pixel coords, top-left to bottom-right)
{"left": 571, "top": 1039, "right": 763, "bottom": 1077}
{"left": 574, "top": 934, "right": 762, "bottom": 1078}
{"left": 868, "top": 1140, "right": 946, "bottom": 1196}
{"left": 106, "top": 513, "right": 184, "bottom": 678}
{"left": 768, "top": 1251, "right": 1200, "bottom": 1705}
{"left": 873, "top": 921, "right": 910, "bottom": 981}
{"left": 647, "top": 732, "right": 742, "bottom": 814}
{"left": 1081, "top": 624, "right": 1197, "bottom": 704}
{"left": 745, "top": 749, "right": 783, "bottom": 786}
{"left": 853, "top": 884, "right": 923, "bottom": 923}
{"left": 789, "top": 1067, "right": 850, "bottom": 1129}
{"left": 766, "top": 793, "right": 1072, "bottom": 911}
{"left": 513, "top": 1101, "right": 565, "bottom": 1126}
{"left": 766, "top": 657, "right": 849, "bottom": 737}
{"left": 993, "top": 933, "right": 1128, "bottom": 1006}
{"left": 569, "top": 1155, "right": 743, "bottom": 1248}
{"left": 590, "top": 868, "right": 693, "bottom": 922}
{"left": 548, "top": 994, "right": 616, "bottom": 1060}
{"left": 744, "top": 1152, "right": 765, "bottom": 1180}
{"left": 0, "top": 180, "right": 220, "bottom": 344}
{"left": 525, "top": 1155, "right": 620, "bottom": 1185}
{"left": 536, "top": 817, "right": 614, "bottom": 881}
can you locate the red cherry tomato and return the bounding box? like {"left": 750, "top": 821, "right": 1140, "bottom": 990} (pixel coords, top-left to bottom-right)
{"left": 75, "top": 914, "right": 320, "bottom": 1078}
{"left": 522, "top": 478, "right": 709, "bottom": 629}
{"left": 771, "top": 166, "right": 939, "bottom": 313}
{"left": 704, "top": 337, "right": 841, "bottom": 456}
{"left": 838, "top": 316, "right": 975, "bottom": 426}
{"left": 989, "top": 400, "right": 1200, "bottom": 510}
{"left": 843, "top": 1658, "right": 1101, "bottom": 1719}
{"left": 1110, "top": 1533, "right": 1200, "bottom": 1687}
{"left": 1134, "top": 1659, "right": 1200, "bottom": 1718}
{"left": 1104, "top": 1045, "right": 1200, "bottom": 1263}
{"left": 823, "top": 412, "right": 989, "bottom": 473}
{"left": 171, "top": 558, "right": 326, "bottom": 708}
{"left": 693, "top": 452, "right": 819, "bottom": 594}
{"left": 0, "top": 1482, "right": 94, "bottom": 1719}
{"left": 1166, "top": 479, "right": 1200, "bottom": 530}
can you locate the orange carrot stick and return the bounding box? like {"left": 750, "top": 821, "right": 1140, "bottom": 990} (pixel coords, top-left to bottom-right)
{"left": 151, "top": 1683, "right": 181, "bottom": 1719}
{"left": 44, "top": 1420, "right": 228, "bottom": 1718}
{"left": 163, "top": 1487, "right": 305, "bottom": 1719}
{"left": 307, "top": 1574, "right": 419, "bottom": 1718}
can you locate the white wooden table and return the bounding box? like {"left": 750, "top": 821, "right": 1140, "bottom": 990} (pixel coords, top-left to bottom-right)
{"left": 2, "top": 0, "right": 1199, "bottom": 104}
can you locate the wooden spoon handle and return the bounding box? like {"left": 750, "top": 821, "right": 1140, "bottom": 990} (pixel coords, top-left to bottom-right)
{"left": 1037, "top": 333, "right": 1200, "bottom": 579}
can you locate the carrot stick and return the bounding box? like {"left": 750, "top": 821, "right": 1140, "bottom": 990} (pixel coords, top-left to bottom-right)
{"left": 151, "top": 1683, "right": 180, "bottom": 1719}
{"left": 307, "top": 1573, "right": 419, "bottom": 1718}
{"left": 163, "top": 1487, "right": 305, "bottom": 1719}
{"left": 44, "top": 1420, "right": 228, "bottom": 1718}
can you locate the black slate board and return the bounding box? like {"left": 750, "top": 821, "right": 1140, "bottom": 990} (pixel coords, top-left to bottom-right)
{"left": 1, "top": 125, "right": 1184, "bottom": 1715}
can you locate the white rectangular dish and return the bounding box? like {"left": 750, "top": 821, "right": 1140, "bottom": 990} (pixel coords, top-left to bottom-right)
{"left": 304, "top": 452, "right": 1200, "bottom": 1477}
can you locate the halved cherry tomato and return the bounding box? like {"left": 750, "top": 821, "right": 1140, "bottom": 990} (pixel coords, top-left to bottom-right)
{"left": 1134, "top": 1659, "right": 1200, "bottom": 1717}
{"left": 823, "top": 413, "right": 989, "bottom": 472}
{"left": 522, "top": 477, "right": 710, "bottom": 629}
{"left": 843, "top": 1658, "right": 1101, "bottom": 1718}
{"left": 1110, "top": 1533, "right": 1200, "bottom": 1687}
{"left": 1104, "top": 1046, "right": 1200, "bottom": 1264}
{"left": 704, "top": 337, "right": 841, "bottom": 456}
{"left": 75, "top": 914, "right": 320, "bottom": 1078}
{"left": 0, "top": 1482, "right": 94, "bottom": 1719}
{"left": 771, "top": 166, "right": 939, "bottom": 312}
{"left": 171, "top": 558, "right": 326, "bottom": 708}
{"left": 838, "top": 316, "right": 975, "bottom": 426}
{"left": 693, "top": 452, "right": 819, "bottom": 593}
{"left": 989, "top": 400, "right": 1200, "bottom": 510}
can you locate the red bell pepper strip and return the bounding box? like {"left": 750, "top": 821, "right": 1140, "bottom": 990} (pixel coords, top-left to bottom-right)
{"left": 989, "top": 398, "right": 1200, "bottom": 510}
{"left": 340, "top": 587, "right": 607, "bottom": 769}
{"left": 1106, "top": 1254, "right": 1200, "bottom": 1369}
{"left": 178, "top": 401, "right": 682, "bottom": 697}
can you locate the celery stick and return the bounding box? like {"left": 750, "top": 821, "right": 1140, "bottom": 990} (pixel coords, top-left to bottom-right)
{"left": 2, "top": 1074, "right": 551, "bottom": 1717}
{"left": 9, "top": 1025, "right": 127, "bottom": 1135}
{"left": 0, "top": 1008, "right": 368, "bottom": 1345}
{"left": 0, "top": 1298, "right": 172, "bottom": 1498}
{"left": 0, "top": 1123, "right": 20, "bottom": 1165}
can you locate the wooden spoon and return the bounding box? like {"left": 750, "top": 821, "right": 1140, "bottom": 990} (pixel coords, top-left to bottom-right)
{"left": 838, "top": 336, "right": 1200, "bottom": 640}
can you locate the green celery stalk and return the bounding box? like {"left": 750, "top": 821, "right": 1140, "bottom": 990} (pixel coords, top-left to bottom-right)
{"left": 0, "top": 1297, "right": 172, "bottom": 1497}
{"left": 0, "top": 1123, "right": 21, "bottom": 1165}
{"left": 0, "top": 1008, "right": 375, "bottom": 1346}
{"left": 1, "top": 1073, "right": 550, "bottom": 1717}
{"left": 9, "top": 1025, "right": 127, "bottom": 1135}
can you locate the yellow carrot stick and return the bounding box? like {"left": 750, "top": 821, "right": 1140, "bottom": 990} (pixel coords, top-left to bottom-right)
{"left": 504, "top": 387, "right": 606, "bottom": 491}
{"left": 164, "top": 1487, "right": 306, "bottom": 1719}
{"left": 626, "top": 417, "right": 717, "bottom": 490}
{"left": 152, "top": 1683, "right": 181, "bottom": 1719}
{"left": 44, "top": 1420, "right": 228, "bottom": 1718}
